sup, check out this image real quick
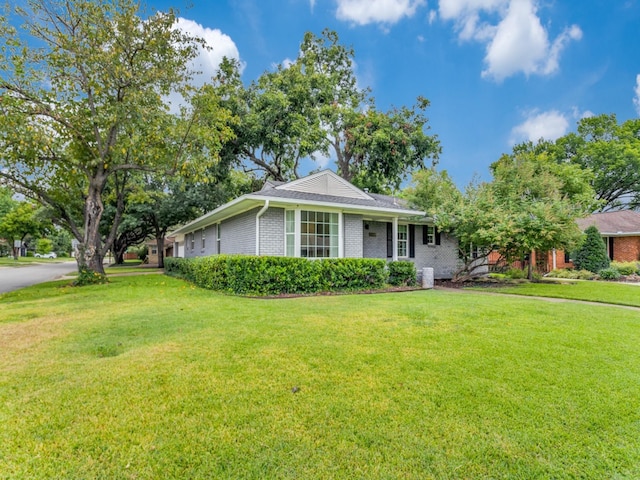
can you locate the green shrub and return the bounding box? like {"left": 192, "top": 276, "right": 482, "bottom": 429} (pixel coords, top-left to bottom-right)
{"left": 575, "top": 269, "right": 597, "bottom": 280}
{"left": 505, "top": 268, "right": 527, "bottom": 279}
{"left": 546, "top": 269, "right": 596, "bottom": 280}
{"left": 73, "top": 267, "right": 108, "bottom": 286}
{"left": 598, "top": 267, "right": 621, "bottom": 281}
{"left": 573, "top": 226, "right": 610, "bottom": 273}
{"left": 611, "top": 261, "right": 638, "bottom": 276}
{"left": 388, "top": 261, "right": 417, "bottom": 286}
{"left": 164, "top": 256, "right": 388, "bottom": 295}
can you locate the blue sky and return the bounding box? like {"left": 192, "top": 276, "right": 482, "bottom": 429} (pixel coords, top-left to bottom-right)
{"left": 151, "top": 0, "right": 640, "bottom": 187}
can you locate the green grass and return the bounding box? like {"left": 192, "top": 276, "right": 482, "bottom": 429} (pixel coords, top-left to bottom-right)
{"left": 1, "top": 276, "right": 640, "bottom": 479}
{"left": 473, "top": 280, "right": 640, "bottom": 307}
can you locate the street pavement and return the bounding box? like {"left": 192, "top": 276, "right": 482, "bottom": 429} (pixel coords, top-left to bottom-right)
{"left": 0, "top": 261, "right": 78, "bottom": 294}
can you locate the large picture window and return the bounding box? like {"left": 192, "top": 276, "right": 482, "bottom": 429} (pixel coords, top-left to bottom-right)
{"left": 286, "top": 210, "right": 340, "bottom": 258}
{"left": 301, "top": 211, "right": 339, "bottom": 258}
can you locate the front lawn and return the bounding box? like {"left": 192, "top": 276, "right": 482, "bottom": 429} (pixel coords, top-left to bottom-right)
{"left": 475, "top": 280, "right": 640, "bottom": 308}
{"left": 1, "top": 276, "right": 639, "bottom": 478}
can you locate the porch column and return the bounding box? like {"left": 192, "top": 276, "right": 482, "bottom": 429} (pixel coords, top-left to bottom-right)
{"left": 392, "top": 217, "right": 398, "bottom": 261}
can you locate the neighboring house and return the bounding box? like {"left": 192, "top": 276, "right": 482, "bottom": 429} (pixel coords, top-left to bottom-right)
{"left": 490, "top": 210, "right": 640, "bottom": 273}
{"left": 145, "top": 236, "right": 174, "bottom": 266}
{"left": 575, "top": 210, "right": 640, "bottom": 262}
{"left": 170, "top": 170, "right": 464, "bottom": 279}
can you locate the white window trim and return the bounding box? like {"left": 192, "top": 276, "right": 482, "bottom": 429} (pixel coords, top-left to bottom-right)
{"left": 425, "top": 225, "right": 436, "bottom": 246}
{"left": 201, "top": 228, "right": 206, "bottom": 251}
{"left": 284, "top": 208, "right": 343, "bottom": 258}
{"left": 397, "top": 223, "right": 408, "bottom": 258}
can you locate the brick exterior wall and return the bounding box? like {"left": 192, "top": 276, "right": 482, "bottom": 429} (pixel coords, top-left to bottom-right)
{"left": 259, "top": 207, "right": 285, "bottom": 256}
{"left": 344, "top": 214, "right": 363, "bottom": 258}
{"left": 361, "top": 220, "right": 463, "bottom": 279}
{"left": 613, "top": 236, "right": 640, "bottom": 262}
{"left": 412, "top": 231, "right": 463, "bottom": 279}
{"left": 362, "top": 221, "right": 388, "bottom": 259}
{"left": 220, "top": 208, "right": 258, "bottom": 255}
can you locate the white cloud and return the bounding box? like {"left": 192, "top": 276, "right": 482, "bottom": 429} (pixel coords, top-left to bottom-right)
{"left": 634, "top": 74, "right": 640, "bottom": 116}
{"left": 165, "top": 18, "right": 242, "bottom": 113}
{"left": 336, "top": 0, "right": 426, "bottom": 26}
{"left": 174, "top": 17, "right": 242, "bottom": 86}
{"left": 510, "top": 109, "right": 569, "bottom": 144}
{"left": 428, "top": 9, "right": 438, "bottom": 24}
{"left": 438, "top": 0, "right": 581, "bottom": 81}
{"left": 310, "top": 0, "right": 316, "bottom": 11}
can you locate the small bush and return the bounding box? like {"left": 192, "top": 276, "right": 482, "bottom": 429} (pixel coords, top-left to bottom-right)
{"left": 611, "top": 261, "right": 638, "bottom": 276}
{"left": 73, "top": 267, "right": 108, "bottom": 286}
{"left": 547, "top": 269, "right": 596, "bottom": 280}
{"left": 505, "top": 268, "right": 527, "bottom": 279}
{"left": 388, "top": 261, "right": 417, "bottom": 286}
{"left": 598, "top": 267, "right": 621, "bottom": 281}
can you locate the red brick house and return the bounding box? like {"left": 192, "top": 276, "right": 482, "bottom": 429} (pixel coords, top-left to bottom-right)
{"left": 489, "top": 210, "right": 640, "bottom": 273}
{"left": 575, "top": 210, "right": 640, "bottom": 263}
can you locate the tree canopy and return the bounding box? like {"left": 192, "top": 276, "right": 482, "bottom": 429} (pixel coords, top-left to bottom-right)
{"left": 210, "top": 30, "right": 440, "bottom": 193}
{"left": 0, "top": 0, "right": 234, "bottom": 278}
{"left": 511, "top": 114, "right": 640, "bottom": 211}
{"left": 408, "top": 150, "right": 596, "bottom": 280}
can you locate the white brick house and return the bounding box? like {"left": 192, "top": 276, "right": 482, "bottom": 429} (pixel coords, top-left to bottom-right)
{"left": 170, "top": 170, "right": 463, "bottom": 279}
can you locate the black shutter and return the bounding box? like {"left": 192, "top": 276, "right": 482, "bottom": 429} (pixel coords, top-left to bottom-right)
{"left": 386, "top": 222, "right": 393, "bottom": 258}
{"left": 422, "top": 225, "right": 428, "bottom": 245}
{"left": 409, "top": 224, "right": 415, "bottom": 258}
{"left": 435, "top": 226, "right": 441, "bottom": 245}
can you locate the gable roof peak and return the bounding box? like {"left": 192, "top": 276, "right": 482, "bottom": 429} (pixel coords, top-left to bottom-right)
{"left": 275, "top": 170, "right": 373, "bottom": 200}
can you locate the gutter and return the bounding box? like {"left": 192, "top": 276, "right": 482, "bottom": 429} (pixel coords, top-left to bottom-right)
{"left": 255, "top": 200, "right": 270, "bottom": 256}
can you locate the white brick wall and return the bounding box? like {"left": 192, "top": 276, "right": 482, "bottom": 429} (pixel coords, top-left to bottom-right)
{"left": 344, "top": 214, "right": 363, "bottom": 258}
{"left": 259, "top": 207, "right": 285, "bottom": 256}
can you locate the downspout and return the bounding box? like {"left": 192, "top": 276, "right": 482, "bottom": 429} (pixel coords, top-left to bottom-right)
{"left": 255, "top": 200, "right": 269, "bottom": 256}
{"left": 552, "top": 249, "right": 557, "bottom": 270}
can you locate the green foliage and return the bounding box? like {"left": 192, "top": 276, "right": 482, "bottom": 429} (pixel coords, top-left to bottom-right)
{"left": 598, "top": 267, "right": 621, "bottom": 281}
{"left": 136, "top": 245, "right": 148, "bottom": 261}
{"left": 51, "top": 228, "right": 73, "bottom": 257}
{"left": 165, "top": 256, "right": 388, "bottom": 295}
{"left": 73, "top": 267, "right": 108, "bottom": 286}
{"left": 546, "top": 269, "right": 596, "bottom": 280}
{"left": 0, "top": 0, "right": 234, "bottom": 276}
{"left": 35, "top": 238, "right": 53, "bottom": 255}
{"left": 573, "top": 226, "right": 610, "bottom": 273}
{"left": 504, "top": 268, "right": 527, "bottom": 280}
{"left": 610, "top": 261, "right": 638, "bottom": 276}
{"left": 211, "top": 30, "right": 439, "bottom": 191}
{"left": 387, "top": 261, "right": 417, "bottom": 286}
{"left": 516, "top": 114, "right": 640, "bottom": 211}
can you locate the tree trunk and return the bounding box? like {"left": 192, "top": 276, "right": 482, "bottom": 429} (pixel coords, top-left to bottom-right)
{"left": 527, "top": 250, "right": 534, "bottom": 281}
{"left": 156, "top": 234, "right": 165, "bottom": 269}
{"left": 76, "top": 178, "right": 106, "bottom": 275}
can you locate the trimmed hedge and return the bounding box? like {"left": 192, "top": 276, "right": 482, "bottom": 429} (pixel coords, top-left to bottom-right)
{"left": 388, "top": 261, "right": 417, "bottom": 286}
{"left": 164, "top": 255, "right": 388, "bottom": 295}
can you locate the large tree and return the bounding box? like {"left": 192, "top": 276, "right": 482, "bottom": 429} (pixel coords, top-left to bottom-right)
{"left": 212, "top": 30, "right": 440, "bottom": 192}
{"left": 0, "top": 0, "right": 233, "bottom": 278}
{"left": 513, "top": 114, "right": 640, "bottom": 211}
{"left": 408, "top": 151, "right": 595, "bottom": 281}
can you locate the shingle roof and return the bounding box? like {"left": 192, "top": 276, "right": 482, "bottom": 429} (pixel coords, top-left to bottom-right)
{"left": 257, "top": 182, "right": 415, "bottom": 213}
{"left": 576, "top": 210, "right": 640, "bottom": 235}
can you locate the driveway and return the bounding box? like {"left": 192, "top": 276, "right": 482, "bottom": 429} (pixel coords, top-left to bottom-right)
{"left": 0, "top": 261, "right": 78, "bottom": 294}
